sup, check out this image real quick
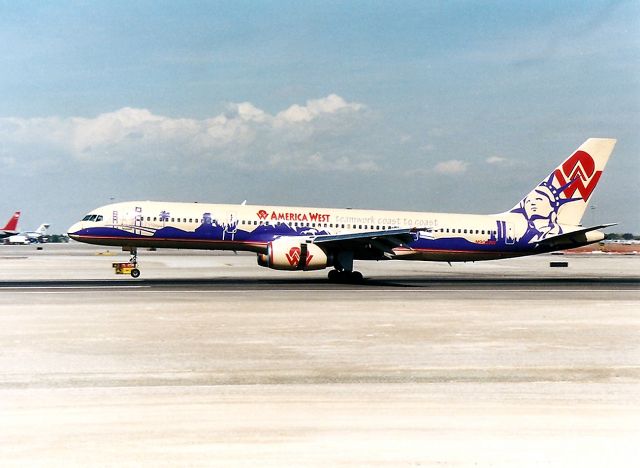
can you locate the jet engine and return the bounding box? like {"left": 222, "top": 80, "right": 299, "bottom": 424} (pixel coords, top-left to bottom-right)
{"left": 257, "top": 238, "right": 331, "bottom": 271}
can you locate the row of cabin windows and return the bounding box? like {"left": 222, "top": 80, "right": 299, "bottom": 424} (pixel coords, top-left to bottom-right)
{"left": 145, "top": 216, "right": 201, "bottom": 223}
{"left": 85, "top": 214, "right": 498, "bottom": 239}
{"left": 139, "top": 217, "right": 496, "bottom": 236}
{"left": 142, "top": 216, "right": 397, "bottom": 230}
{"left": 433, "top": 228, "right": 497, "bottom": 236}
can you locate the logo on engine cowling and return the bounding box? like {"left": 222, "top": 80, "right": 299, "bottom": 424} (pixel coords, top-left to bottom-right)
{"left": 285, "top": 247, "right": 313, "bottom": 266}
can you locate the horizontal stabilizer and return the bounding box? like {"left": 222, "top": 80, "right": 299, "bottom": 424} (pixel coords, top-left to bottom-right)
{"left": 534, "top": 223, "right": 616, "bottom": 250}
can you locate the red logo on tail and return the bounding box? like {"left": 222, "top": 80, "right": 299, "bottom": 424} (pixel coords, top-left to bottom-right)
{"left": 554, "top": 150, "right": 602, "bottom": 200}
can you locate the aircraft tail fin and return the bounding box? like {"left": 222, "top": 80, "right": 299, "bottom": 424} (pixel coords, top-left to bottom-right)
{"left": 2, "top": 211, "right": 20, "bottom": 231}
{"left": 507, "top": 138, "right": 616, "bottom": 226}
{"left": 35, "top": 223, "right": 50, "bottom": 235}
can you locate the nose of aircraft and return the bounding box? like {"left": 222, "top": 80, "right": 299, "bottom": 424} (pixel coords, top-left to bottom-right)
{"left": 67, "top": 221, "right": 83, "bottom": 237}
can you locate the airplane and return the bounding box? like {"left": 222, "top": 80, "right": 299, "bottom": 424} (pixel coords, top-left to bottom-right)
{"left": 0, "top": 211, "right": 21, "bottom": 240}
{"left": 68, "top": 138, "right": 617, "bottom": 281}
{"left": 7, "top": 223, "right": 51, "bottom": 245}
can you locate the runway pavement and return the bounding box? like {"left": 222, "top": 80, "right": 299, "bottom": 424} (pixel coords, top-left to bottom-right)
{"left": 0, "top": 243, "right": 639, "bottom": 466}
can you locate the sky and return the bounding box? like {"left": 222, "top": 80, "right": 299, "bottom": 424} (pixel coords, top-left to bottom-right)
{"left": 0, "top": 0, "right": 638, "bottom": 234}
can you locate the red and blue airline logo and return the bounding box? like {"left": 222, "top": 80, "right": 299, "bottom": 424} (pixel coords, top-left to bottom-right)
{"left": 285, "top": 247, "right": 312, "bottom": 266}
{"left": 554, "top": 150, "right": 602, "bottom": 201}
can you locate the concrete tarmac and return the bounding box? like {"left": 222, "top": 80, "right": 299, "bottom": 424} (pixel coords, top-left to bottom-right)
{"left": 0, "top": 244, "right": 639, "bottom": 466}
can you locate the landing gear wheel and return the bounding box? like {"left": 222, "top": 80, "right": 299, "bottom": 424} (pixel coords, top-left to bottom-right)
{"left": 130, "top": 268, "right": 141, "bottom": 278}
{"left": 328, "top": 269, "right": 341, "bottom": 282}
{"left": 349, "top": 271, "right": 364, "bottom": 283}
{"left": 328, "top": 269, "right": 364, "bottom": 283}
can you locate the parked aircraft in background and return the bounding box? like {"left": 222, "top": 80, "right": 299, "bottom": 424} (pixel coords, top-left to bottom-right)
{"left": 7, "top": 223, "right": 50, "bottom": 245}
{"left": 0, "top": 212, "right": 21, "bottom": 240}
{"left": 68, "top": 138, "right": 616, "bottom": 281}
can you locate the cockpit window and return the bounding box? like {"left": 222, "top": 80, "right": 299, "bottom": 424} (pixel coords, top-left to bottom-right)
{"left": 82, "top": 214, "right": 93, "bottom": 221}
{"left": 96, "top": 215, "right": 103, "bottom": 222}
{"left": 82, "top": 214, "right": 103, "bottom": 222}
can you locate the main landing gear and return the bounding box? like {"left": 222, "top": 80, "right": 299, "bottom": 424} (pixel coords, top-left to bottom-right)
{"left": 112, "top": 248, "right": 140, "bottom": 278}
{"left": 328, "top": 269, "right": 364, "bottom": 283}
{"left": 328, "top": 251, "right": 363, "bottom": 283}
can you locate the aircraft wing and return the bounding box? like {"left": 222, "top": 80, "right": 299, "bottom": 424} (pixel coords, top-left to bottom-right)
{"left": 533, "top": 223, "right": 616, "bottom": 250}
{"left": 312, "top": 227, "right": 425, "bottom": 257}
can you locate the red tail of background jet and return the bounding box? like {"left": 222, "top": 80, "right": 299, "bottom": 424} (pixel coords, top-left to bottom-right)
{"left": 2, "top": 211, "right": 21, "bottom": 231}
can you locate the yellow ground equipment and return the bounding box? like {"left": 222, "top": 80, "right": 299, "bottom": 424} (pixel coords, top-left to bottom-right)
{"left": 112, "top": 262, "right": 140, "bottom": 278}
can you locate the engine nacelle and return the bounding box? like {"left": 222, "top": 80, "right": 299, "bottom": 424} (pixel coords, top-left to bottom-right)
{"left": 257, "top": 238, "right": 331, "bottom": 271}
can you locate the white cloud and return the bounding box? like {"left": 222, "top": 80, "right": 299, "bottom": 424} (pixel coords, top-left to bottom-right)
{"left": 434, "top": 159, "right": 468, "bottom": 174}
{"left": 303, "top": 152, "right": 380, "bottom": 173}
{"left": 233, "top": 102, "right": 267, "bottom": 122}
{"left": 0, "top": 95, "right": 372, "bottom": 172}
{"left": 486, "top": 155, "right": 507, "bottom": 164}
{"left": 275, "top": 94, "right": 363, "bottom": 124}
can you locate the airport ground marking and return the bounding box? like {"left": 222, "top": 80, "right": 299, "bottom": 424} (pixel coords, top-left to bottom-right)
{"left": 4, "top": 288, "right": 638, "bottom": 295}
